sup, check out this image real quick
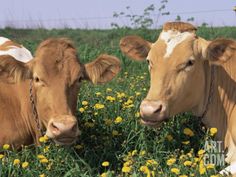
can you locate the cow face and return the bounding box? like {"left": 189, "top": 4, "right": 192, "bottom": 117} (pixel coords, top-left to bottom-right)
{"left": 120, "top": 22, "right": 230, "bottom": 127}
{"left": 0, "top": 38, "right": 120, "bottom": 145}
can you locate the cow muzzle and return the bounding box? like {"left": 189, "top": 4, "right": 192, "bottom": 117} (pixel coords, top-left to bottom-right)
{"left": 140, "top": 100, "right": 168, "bottom": 127}
{"left": 46, "top": 115, "right": 80, "bottom": 145}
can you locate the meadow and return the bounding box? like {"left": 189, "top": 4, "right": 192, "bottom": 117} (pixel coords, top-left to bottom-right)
{"left": 0, "top": 26, "right": 236, "bottom": 177}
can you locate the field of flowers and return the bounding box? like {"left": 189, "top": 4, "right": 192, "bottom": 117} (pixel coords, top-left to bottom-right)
{"left": 0, "top": 26, "right": 236, "bottom": 176}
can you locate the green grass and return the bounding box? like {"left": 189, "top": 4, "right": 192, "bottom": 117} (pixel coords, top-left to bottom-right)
{"left": 0, "top": 27, "right": 236, "bottom": 177}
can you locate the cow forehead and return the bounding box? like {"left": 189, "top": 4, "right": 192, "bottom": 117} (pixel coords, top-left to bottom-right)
{"left": 159, "top": 30, "right": 195, "bottom": 58}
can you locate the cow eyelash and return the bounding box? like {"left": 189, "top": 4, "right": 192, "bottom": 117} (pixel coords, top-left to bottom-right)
{"left": 185, "top": 59, "right": 195, "bottom": 67}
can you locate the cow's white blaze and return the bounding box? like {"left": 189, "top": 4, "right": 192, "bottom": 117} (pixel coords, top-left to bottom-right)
{"left": 0, "top": 46, "right": 33, "bottom": 63}
{"left": 160, "top": 30, "right": 194, "bottom": 58}
{"left": 0, "top": 37, "right": 10, "bottom": 45}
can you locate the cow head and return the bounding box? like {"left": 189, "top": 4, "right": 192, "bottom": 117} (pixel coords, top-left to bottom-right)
{"left": 120, "top": 22, "right": 232, "bottom": 127}
{"left": 0, "top": 38, "right": 121, "bottom": 145}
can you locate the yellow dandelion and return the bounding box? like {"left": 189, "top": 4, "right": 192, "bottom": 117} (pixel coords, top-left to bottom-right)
{"left": 106, "top": 96, "right": 115, "bottom": 102}
{"left": 102, "top": 161, "right": 109, "bottom": 167}
{"left": 135, "top": 112, "right": 140, "bottom": 118}
{"left": 40, "top": 158, "right": 49, "bottom": 164}
{"left": 146, "top": 159, "right": 158, "bottom": 166}
{"left": 131, "top": 150, "right": 137, "bottom": 156}
{"left": 199, "top": 165, "right": 206, "bottom": 175}
{"left": 206, "top": 163, "right": 215, "bottom": 169}
{"left": 114, "top": 116, "right": 123, "bottom": 124}
{"left": 95, "top": 92, "right": 102, "bottom": 96}
{"left": 166, "top": 158, "right": 176, "bottom": 166}
{"left": 182, "top": 141, "right": 190, "bottom": 145}
{"left": 140, "top": 165, "right": 149, "bottom": 174}
{"left": 179, "top": 175, "right": 188, "bottom": 177}
{"left": 183, "top": 128, "right": 194, "bottom": 137}
{"left": 39, "top": 174, "right": 45, "bottom": 177}
{"left": 13, "top": 159, "right": 21, "bottom": 165}
{"left": 43, "top": 146, "right": 50, "bottom": 153}
{"left": 37, "top": 154, "right": 46, "bottom": 159}
{"left": 123, "top": 160, "right": 133, "bottom": 167}
{"left": 210, "top": 127, "right": 217, "bottom": 136}
{"left": 171, "top": 168, "right": 180, "bottom": 175}
{"left": 122, "top": 166, "right": 131, "bottom": 173}
{"left": 183, "top": 160, "right": 192, "bottom": 166}
{"left": 100, "top": 172, "right": 107, "bottom": 177}
{"left": 39, "top": 135, "right": 48, "bottom": 143}
{"left": 79, "top": 107, "right": 85, "bottom": 113}
{"left": 106, "top": 88, "right": 112, "bottom": 92}
{"left": 140, "top": 150, "right": 146, "bottom": 156}
{"left": 166, "top": 134, "right": 173, "bottom": 141}
{"left": 22, "top": 162, "right": 29, "bottom": 168}
{"left": 198, "top": 149, "right": 205, "bottom": 156}
{"left": 112, "top": 130, "right": 119, "bottom": 136}
{"left": 0, "top": 154, "right": 4, "bottom": 159}
{"left": 94, "top": 103, "right": 105, "bottom": 109}
{"left": 82, "top": 101, "right": 88, "bottom": 106}
{"left": 3, "top": 144, "right": 10, "bottom": 150}
{"left": 75, "top": 144, "right": 83, "bottom": 150}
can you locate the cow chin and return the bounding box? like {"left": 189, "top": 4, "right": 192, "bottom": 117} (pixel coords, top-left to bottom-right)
{"left": 53, "top": 137, "right": 77, "bottom": 146}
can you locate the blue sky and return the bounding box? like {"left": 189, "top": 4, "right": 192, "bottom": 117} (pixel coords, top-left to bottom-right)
{"left": 0, "top": 0, "right": 235, "bottom": 28}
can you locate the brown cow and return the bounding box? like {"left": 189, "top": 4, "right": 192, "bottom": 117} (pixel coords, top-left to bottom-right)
{"left": 120, "top": 22, "right": 236, "bottom": 175}
{"left": 0, "top": 38, "right": 120, "bottom": 148}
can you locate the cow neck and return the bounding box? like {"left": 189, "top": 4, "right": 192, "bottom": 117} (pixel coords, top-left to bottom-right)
{"left": 199, "top": 63, "right": 215, "bottom": 119}
{"left": 29, "top": 79, "right": 44, "bottom": 137}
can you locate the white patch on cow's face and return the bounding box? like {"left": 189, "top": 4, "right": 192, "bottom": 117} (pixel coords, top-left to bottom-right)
{"left": 0, "top": 45, "right": 33, "bottom": 63}
{"left": 160, "top": 30, "right": 194, "bottom": 58}
{"left": 0, "top": 37, "right": 10, "bottom": 45}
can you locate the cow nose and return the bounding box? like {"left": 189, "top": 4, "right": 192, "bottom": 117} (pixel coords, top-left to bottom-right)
{"left": 47, "top": 116, "right": 79, "bottom": 139}
{"left": 140, "top": 100, "right": 167, "bottom": 120}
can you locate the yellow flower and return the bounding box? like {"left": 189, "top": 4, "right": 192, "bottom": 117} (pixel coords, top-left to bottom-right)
{"left": 171, "top": 168, "right": 180, "bottom": 175}
{"left": 199, "top": 165, "right": 206, "bottom": 175}
{"left": 3, "top": 144, "right": 10, "bottom": 150}
{"left": 166, "top": 158, "right": 176, "bottom": 166}
{"left": 183, "top": 160, "right": 192, "bottom": 166}
{"left": 106, "top": 96, "right": 115, "bottom": 102}
{"left": 114, "top": 116, "right": 123, "bottom": 124}
{"left": 210, "top": 175, "right": 219, "bottom": 177}
{"left": 140, "top": 150, "right": 146, "bottom": 156}
{"left": 106, "top": 88, "right": 112, "bottom": 92}
{"left": 75, "top": 144, "right": 83, "bottom": 150}
{"left": 37, "top": 154, "right": 46, "bottom": 159}
{"left": 206, "top": 163, "right": 215, "bottom": 169}
{"left": 100, "top": 172, "right": 107, "bottom": 177}
{"left": 131, "top": 150, "right": 137, "bottom": 156}
{"left": 183, "top": 128, "right": 194, "bottom": 137}
{"left": 123, "top": 160, "right": 133, "bottom": 167}
{"left": 112, "top": 130, "right": 119, "bottom": 136}
{"left": 82, "top": 101, "right": 88, "bottom": 106}
{"left": 104, "top": 119, "right": 112, "bottom": 126}
{"left": 13, "top": 159, "right": 20, "bottom": 165}
{"left": 197, "top": 149, "right": 205, "bottom": 156}
{"left": 122, "top": 166, "right": 131, "bottom": 173}
{"left": 39, "top": 135, "right": 48, "bottom": 143}
{"left": 39, "top": 174, "right": 45, "bottom": 177}
{"left": 95, "top": 92, "right": 102, "bottom": 96}
{"left": 179, "top": 175, "right": 188, "bottom": 177}
{"left": 40, "top": 158, "right": 49, "bottom": 164}
{"left": 135, "top": 112, "right": 140, "bottom": 118}
{"left": 0, "top": 154, "right": 4, "bottom": 159}
{"left": 166, "top": 134, "right": 173, "bottom": 141}
{"left": 146, "top": 159, "right": 158, "bottom": 166}
{"left": 94, "top": 103, "right": 105, "bottom": 109}
{"left": 43, "top": 146, "right": 50, "bottom": 153}
{"left": 22, "top": 162, "right": 29, "bottom": 168}
{"left": 182, "top": 141, "right": 190, "bottom": 145}
{"left": 102, "top": 161, "right": 109, "bottom": 167}
{"left": 210, "top": 127, "right": 217, "bottom": 136}
{"left": 140, "top": 165, "right": 150, "bottom": 174}
{"left": 79, "top": 107, "right": 85, "bottom": 113}
{"left": 135, "top": 92, "right": 141, "bottom": 96}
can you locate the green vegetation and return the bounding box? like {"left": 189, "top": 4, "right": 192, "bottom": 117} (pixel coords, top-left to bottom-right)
{"left": 0, "top": 27, "right": 236, "bottom": 177}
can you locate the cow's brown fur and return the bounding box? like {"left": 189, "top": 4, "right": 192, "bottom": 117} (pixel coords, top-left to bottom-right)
{"left": 0, "top": 38, "right": 120, "bottom": 148}
{"left": 120, "top": 22, "right": 236, "bottom": 174}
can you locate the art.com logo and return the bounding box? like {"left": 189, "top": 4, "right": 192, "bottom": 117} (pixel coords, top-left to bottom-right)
{"left": 203, "top": 140, "right": 225, "bottom": 166}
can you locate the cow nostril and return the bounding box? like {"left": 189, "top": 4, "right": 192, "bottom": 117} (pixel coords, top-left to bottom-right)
{"left": 154, "top": 105, "right": 162, "bottom": 114}
{"left": 50, "top": 122, "right": 60, "bottom": 133}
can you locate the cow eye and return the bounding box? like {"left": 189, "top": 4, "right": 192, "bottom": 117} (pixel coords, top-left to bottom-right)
{"left": 34, "top": 76, "right": 40, "bottom": 83}
{"left": 146, "top": 59, "right": 150, "bottom": 65}
{"left": 186, "top": 59, "right": 195, "bottom": 67}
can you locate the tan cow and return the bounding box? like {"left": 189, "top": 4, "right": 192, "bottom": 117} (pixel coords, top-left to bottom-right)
{"left": 120, "top": 22, "right": 236, "bottom": 175}
{"left": 0, "top": 37, "right": 120, "bottom": 148}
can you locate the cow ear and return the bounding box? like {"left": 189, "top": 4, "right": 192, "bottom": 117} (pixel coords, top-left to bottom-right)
{"left": 0, "top": 55, "right": 32, "bottom": 83}
{"left": 206, "top": 38, "right": 235, "bottom": 64}
{"left": 120, "top": 35, "right": 152, "bottom": 61}
{"left": 84, "top": 54, "right": 121, "bottom": 84}
{"left": 193, "top": 37, "right": 211, "bottom": 60}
